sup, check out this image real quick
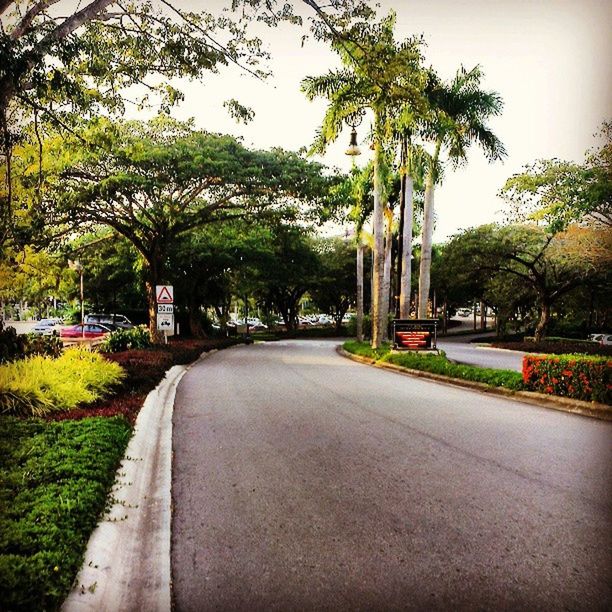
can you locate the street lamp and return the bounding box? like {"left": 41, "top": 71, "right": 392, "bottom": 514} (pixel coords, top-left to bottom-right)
{"left": 345, "top": 112, "right": 364, "bottom": 157}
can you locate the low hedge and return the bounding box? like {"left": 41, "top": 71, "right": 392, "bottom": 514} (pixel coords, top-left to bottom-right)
{"left": 522, "top": 354, "right": 611, "bottom": 404}
{"left": 0, "top": 416, "right": 132, "bottom": 611}
{"left": 343, "top": 341, "right": 524, "bottom": 390}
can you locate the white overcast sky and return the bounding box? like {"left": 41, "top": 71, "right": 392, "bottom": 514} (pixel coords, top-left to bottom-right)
{"left": 157, "top": 0, "right": 612, "bottom": 241}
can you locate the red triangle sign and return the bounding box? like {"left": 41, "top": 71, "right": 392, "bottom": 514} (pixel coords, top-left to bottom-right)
{"left": 156, "top": 285, "right": 173, "bottom": 303}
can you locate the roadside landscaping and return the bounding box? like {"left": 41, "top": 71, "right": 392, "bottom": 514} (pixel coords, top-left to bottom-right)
{"left": 343, "top": 341, "right": 524, "bottom": 390}
{"left": 0, "top": 329, "right": 244, "bottom": 611}
{"left": 342, "top": 341, "right": 611, "bottom": 405}
{"left": 0, "top": 416, "right": 131, "bottom": 611}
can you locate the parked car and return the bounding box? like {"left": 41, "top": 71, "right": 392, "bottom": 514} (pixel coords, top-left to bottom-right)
{"left": 32, "top": 318, "right": 62, "bottom": 336}
{"left": 60, "top": 323, "right": 114, "bottom": 339}
{"left": 84, "top": 313, "right": 133, "bottom": 329}
{"left": 588, "top": 333, "right": 612, "bottom": 346}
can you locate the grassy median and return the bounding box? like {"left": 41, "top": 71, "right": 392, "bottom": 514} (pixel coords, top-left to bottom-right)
{"left": 343, "top": 340, "right": 524, "bottom": 390}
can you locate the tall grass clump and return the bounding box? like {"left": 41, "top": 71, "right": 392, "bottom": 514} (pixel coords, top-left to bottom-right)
{"left": 0, "top": 348, "right": 125, "bottom": 417}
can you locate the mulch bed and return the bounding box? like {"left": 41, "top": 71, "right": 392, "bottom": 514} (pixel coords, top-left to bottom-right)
{"left": 49, "top": 337, "right": 243, "bottom": 424}
{"left": 490, "top": 340, "right": 612, "bottom": 357}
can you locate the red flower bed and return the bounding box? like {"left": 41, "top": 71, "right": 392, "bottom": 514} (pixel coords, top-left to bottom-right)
{"left": 522, "top": 354, "right": 611, "bottom": 404}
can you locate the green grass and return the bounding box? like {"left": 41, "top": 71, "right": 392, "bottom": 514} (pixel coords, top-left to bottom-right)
{"left": 0, "top": 416, "right": 132, "bottom": 611}
{"left": 343, "top": 341, "right": 524, "bottom": 390}
{"left": 0, "top": 348, "right": 125, "bottom": 417}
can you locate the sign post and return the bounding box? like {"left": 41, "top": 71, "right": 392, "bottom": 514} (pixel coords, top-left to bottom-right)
{"left": 155, "top": 285, "right": 174, "bottom": 342}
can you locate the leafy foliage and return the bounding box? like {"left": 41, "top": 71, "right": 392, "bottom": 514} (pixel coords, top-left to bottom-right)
{"left": 99, "top": 326, "right": 151, "bottom": 353}
{"left": 0, "top": 416, "right": 131, "bottom": 611}
{"left": 0, "top": 348, "right": 125, "bottom": 416}
{"left": 501, "top": 122, "right": 612, "bottom": 231}
{"left": 0, "top": 322, "right": 62, "bottom": 364}
{"left": 523, "top": 354, "right": 611, "bottom": 404}
{"left": 311, "top": 238, "right": 357, "bottom": 330}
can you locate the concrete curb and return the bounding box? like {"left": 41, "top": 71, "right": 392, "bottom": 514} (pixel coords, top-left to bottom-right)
{"left": 62, "top": 350, "right": 218, "bottom": 612}
{"left": 337, "top": 347, "right": 612, "bottom": 422}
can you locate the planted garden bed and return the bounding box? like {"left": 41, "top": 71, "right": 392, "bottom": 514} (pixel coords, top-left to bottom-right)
{"left": 343, "top": 341, "right": 524, "bottom": 390}
{"left": 0, "top": 335, "right": 244, "bottom": 610}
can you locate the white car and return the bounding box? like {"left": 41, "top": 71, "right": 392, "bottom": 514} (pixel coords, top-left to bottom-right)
{"left": 32, "top": 318, "right": 62, "bottom": 336}
{"left": 589, "top": 333, "right": 612, "bottom": 346}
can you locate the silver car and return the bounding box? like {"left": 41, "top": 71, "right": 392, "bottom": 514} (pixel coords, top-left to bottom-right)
{"left": 32, "top": 318, "right": 62, "bottom": 336}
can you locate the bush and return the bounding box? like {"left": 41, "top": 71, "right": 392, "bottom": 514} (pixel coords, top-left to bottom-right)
{"left": 0, "top": 416, "right": 131, "bottom": 611}
{"left": 24, "top": 334, "right": 63, "bottom": 359}
{"left": 0, "top": 322, "right": 28, "bottom": 363}
{"left": 0, "top": 323, "right": 63, "bottom": 364}
{"left": 0, "top": 348, "right": 125, "bottom": 417}
{"left": 99, "top": 325, "right": 151, "bottom": 353}
{"left": 523, "top": 354, "right": 611, "bottom": 404}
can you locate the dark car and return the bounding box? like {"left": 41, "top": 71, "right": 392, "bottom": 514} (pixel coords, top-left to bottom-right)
{"left": 60, "top": 323, "right": 113, "bottom": 339}
{"left": 84, "top": 313, "right": 134, "bottom": 329}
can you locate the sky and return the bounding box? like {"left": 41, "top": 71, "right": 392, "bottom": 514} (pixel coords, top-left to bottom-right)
{"left": 159, "top": 0, "right": 612, "bottom": 241}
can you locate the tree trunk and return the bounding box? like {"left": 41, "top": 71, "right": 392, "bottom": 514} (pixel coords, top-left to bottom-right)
{"left": 418, "top": 140, "right": 440, "bottom": 319}
{"left": 371, "top": 139, "right": 385, "bottom": 349}
{"left": 144, "top": 255, "right": 164, "bottom": 343}
{"left": 381, "top": 208, "right": 393, "bottom": 342}
{"left": 399, "top": 174, "right": 414, "bottom": 319}
{"left": 480, "top": 300, "right": 486, "bottom": 330}
{"left": 534, "top": 299, "right": 550, "bottom": 343}
{"left": 188, "top": 305, "right": 206, "bottom": 338}
{"left": 356, "top": 239, "right": 364, "bottom": 341}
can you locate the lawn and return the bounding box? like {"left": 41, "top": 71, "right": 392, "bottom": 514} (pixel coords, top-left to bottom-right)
{"left": 0, "top": 416, "right": 131, "bottom": 611}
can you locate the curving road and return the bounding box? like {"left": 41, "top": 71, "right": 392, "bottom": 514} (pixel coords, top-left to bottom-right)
{"left": 171, "top": 340, "right": 611, "bottom": 611}
{"left": 437, "top": 336, "right": 525, "bottom": 372}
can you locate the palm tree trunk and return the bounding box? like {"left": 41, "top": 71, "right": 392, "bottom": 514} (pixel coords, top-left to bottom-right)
{"left": 356, "top": 238, "right": 364, "bottom": 341}
{"left": 381, "top": 208, "right": 393, "bottom": 341}
{"left": 418, "top": 173, "right": 435, "bottom": 318}
{"left": 399, "top": 174, "right": 414, "bottom": 318}
{"left": 418, "top": 140, "right": 441, "bottom": 319}
{"left": 371, "top": 139, "right": 385, "bottom": 349}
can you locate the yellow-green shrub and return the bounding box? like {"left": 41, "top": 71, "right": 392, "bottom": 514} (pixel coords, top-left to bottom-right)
{"left": 0, "top": 348, "right": 125, "bottom": 417}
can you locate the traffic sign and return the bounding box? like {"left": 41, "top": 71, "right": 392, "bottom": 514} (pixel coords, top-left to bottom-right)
{"left": 157, "top": 304, "right": 174, "bottom": 314}
{"left": 156, "top": 285, "right": 174, "bottom": 304}
{"left": 157, "top": 313, "right": 174, "bottom": 334}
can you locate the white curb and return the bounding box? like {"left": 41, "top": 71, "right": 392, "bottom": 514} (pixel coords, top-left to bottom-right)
{"left": 62, "top": 364, "right": 188, "bottom": 612}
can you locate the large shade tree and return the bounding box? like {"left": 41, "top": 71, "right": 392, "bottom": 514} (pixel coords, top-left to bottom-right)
{"left": 443, "top": 223, "right": 610, "bottom": 341}
{"left": 501, "top": 121, "right": 611, "bottom": 232}
{"left": 35, "top": 117, "right": 340, "bottom": 339}
{"left": 0, "top": 0, "right": 275, "bottom": 249}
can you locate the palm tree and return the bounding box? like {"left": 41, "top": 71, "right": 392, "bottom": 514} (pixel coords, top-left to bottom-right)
{"left": 395, "top": 126, "right": 427, "bottom": 319}
{"left": 302, "top": 14, "right": 427, "bottom": 348}
{"left": 417, "top": 65, "right": 506, "bottom": 318}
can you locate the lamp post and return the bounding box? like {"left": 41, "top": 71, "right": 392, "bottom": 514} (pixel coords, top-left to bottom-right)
{"left": 345, "top": 112, "right": 364, "bottom": 340}
{"left": 345, "top": 112, "right": 364, "bottom": 158}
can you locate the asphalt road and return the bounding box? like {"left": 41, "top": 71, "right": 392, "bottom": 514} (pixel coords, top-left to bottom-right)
{"left": 437, "top": 335, "right": 525, "bottom": 372}
{"left": 171, "top": 340, "right": 612, "bottom": 611}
